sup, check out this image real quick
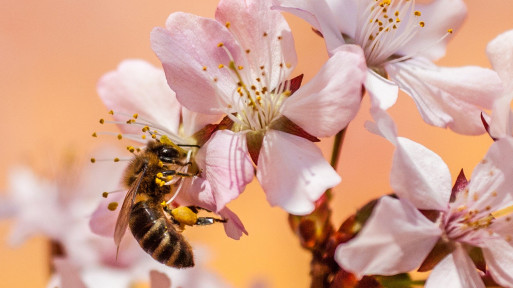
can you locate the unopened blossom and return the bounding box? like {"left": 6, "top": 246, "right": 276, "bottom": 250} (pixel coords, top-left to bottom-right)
{"left": 151, "top": 0, "right": 367, "bottom": 215}
{"left": 93, "top": 59, "right": 248, "bottom": 239}
{"left": 486, "top": 29, "right": 513, "bottom": 139}
{"left": 274, "top": 0, "right": 503, "bottom": 135}
{"left": 336, "top": 110, "right": 513, "bottom": 287}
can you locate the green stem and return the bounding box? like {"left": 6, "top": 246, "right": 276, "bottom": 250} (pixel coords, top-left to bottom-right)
{"left": 330, "top": 127, "right": 347, "bottom": 170}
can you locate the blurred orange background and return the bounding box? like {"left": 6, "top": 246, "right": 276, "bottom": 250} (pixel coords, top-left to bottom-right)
{"left": 0, "top": 0, "right": 512, "bottom": 287}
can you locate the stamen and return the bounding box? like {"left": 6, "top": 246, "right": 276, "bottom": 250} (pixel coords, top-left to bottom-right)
{"left": 491, "top": 205, "right": 513, "bottom": 219}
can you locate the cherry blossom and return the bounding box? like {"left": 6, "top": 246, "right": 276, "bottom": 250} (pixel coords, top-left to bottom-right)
{"left": 151, "top": 0, "right": 367, "bottom": 215}
{"left": 274, "top": 0, "right": 503, "bottom": 135}
{"left": 335, "top": 110, "right": 513, "bottom": 287}
{"left": 93, "top": 59, "right": 248, "bottom": 239}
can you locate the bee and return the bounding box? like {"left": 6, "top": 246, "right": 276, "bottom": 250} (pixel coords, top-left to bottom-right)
{"left": 114, "top": 137, "right": 226, "bottom": 268}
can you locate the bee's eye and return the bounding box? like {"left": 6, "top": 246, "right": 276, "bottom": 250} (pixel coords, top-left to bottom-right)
{"left": 158, "top": 146, "right": 179, "bottom": 162}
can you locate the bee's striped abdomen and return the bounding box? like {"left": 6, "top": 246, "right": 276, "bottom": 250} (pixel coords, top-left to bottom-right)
{"left": 129, "top": 198, "right": 194, "bottom": 268}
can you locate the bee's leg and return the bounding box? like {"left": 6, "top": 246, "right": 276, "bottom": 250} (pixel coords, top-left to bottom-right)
{"left": 159, "top": 158, "right": 193, "bottom": 167}
{"left": 195, "top": 216, "right": 227, "bottom": 226}
{"left": 186, "top": 206, "right": 212, "bottom": 213}
{"left": 161, "top": 170, "right": 198, "bottom": 178}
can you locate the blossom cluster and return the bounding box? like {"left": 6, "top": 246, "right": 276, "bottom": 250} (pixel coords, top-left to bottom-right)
{"left": 2, "top": 0, "right": 513, "bottom": 287}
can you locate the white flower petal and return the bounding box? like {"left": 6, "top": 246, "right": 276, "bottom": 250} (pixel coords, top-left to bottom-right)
{"left": 257, "top": 130, "right": 340, "bottom": 215}
{"left": 365, "top": 70, "right": 399, "bottom": 111}
{"left": 335, "top": 197, "right": 441, "bottom": 277}
{"left": 282, "top": 45, "right": 366, "bottom": 137}
{"left": 392, "top": 137, "right": 452, "bottom": 210}
{"left": 486, "top": 29, "right": 513, "bottom": 88}
{"left": 482, "top": 238, "right": 513, "bottom": 287}
{"left": 425, "top": 246, "right": 485, "bottom": 288}
{"left": 386, "top": 58, "right": 502, "bottom": 135}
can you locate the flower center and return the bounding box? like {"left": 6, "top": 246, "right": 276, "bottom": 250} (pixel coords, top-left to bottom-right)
{"left": 354, "top": 0, "right": 425, "bottom": 68}
{"left": 213, "top": 36, "right": 293, "bottom": 133}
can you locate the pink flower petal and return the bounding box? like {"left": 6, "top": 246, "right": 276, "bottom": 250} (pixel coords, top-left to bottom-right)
{"left": 486, "top": 29, "right": 513, "bottom": 88}
{"left": 216, "top": 0, "right": 297, "bottom": 87}
{"left": 482, "top": 238, "right": 513, "bottom": 287}
{"left": 425, "top": 246, "right": 485, "bottom": 288}
{"left": 392, "top": 137, "right": 452, "bottom": 210}
{"left": 272, "top": 0, "right": 345, "bottom": 53}
{"left": 89, "top": 191, "right": 124, "bottom": 238}
{"left": 181, "top": 108, "right": 222, "bottom": 138}
{"left": 53, "top": 258, "right": 87, "bottom": 288}
{"left": 257, "top": 130, "right": 340, "bottom": 215}
{"left": 281, "top": 45, "right": 366, "bottom": 137}
{"left": 218, "top": 207, "right": 248, "bottom": 240}
{"left": 386, "top": 58, "right": 502, "bottom": 135}
{"left": 324, "top": 0, "right": 358, "bottom": 39}
{"left": 489, "top": 95, "right": 513, "bottom": 139}
{"left": 335, "top": 196, "right": 441, "bottom": 278}
{"left": 365, "top": 70, "right": 399, "bottom": 111}
{"left": 400, "top": 0, "right": 467, "bottom": 61}
{"left": 365, "top": 108, "right": 399, "bottom": 144}
{"left": 195, "top": 130, "right": 254, "bottom": 212}
{"left": 150, "top": 270, "right": 171, "bottom": 288}
{"left": 97, "top": 59, "right": 181, "bottom": 135}
{"left": 151, "top": 13, "right": 245, "bottom": 114}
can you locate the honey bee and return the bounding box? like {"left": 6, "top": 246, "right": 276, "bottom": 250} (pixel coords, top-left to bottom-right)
{"left": 114, "top": 137, "right": 226, "bottom": 268}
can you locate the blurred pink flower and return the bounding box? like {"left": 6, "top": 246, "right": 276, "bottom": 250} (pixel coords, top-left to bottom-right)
{"left": 151, "top": 0, "right": 367, "bottom": 215}
{"left": 487, "top": 29, "right": 513, "bottom": 139}
{"left": 336, "top": 110, "right": 513, "bottom": 287}
{"left": 94, "top": 59, "right": 247, "bottom": 239}
{"left": 274, "top": 0, "right": 503, "bottom": 135}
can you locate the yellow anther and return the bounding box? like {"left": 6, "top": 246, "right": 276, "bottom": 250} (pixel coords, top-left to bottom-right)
{"left": 396, "top": 18, "right": 401, "bottom": 23}
{"left": 217, "top": 42, "right": 224, "bottom": 47}
{"left": 202, "top": 66, "right": 207, "bottom": 71}
{"left": 142, "top": 135, "right": 147, "bottom": 139}
{"left": 102, "top": 192, "right": 109, "bottom": 198}
{"left": 492, "top": 205, "right": 513, "bottom": 219}
{"left": 395, "top": 11, "right": 399, "bottom": 16}
{"left": 218, "top": 64, "right": 224, "bottom": 69}
{"left": 245, "top": 49, "right": 251, "bottom": 54}
{"left": 225, "top": 22, "right": 231, "bottom": 28}
{"left": 152, "top": 134, "right": 157, "bottom": 139}
{"left": 90, "top": 158, "right": 96, "bottom": 163}
{"left": 277, "top": 36, "right": 282, "bottom": 40}
{"left": 99, "top": 118, "right": 105, "bottom": 124}
{"left": 238, "top": 66, "right": 244, "bottom": 70}
{"left": 132, "top": 113, "right": 138, "bottom": 119}
{"left": 108, "top": 202, "right": 118, "bottom": 211}
{"left": 114, "top": 157, "right": 120, "bottom": 162}
{"left": 117, "top": 134, "right": 122, "bottom": 140}
{"left": 448, "top": 29, "right": 453, "bottom": 34}
{"left": 263, "top": 32, "right": 268, "bottom": 37}
{"left": 414, "top": 11, "right": 421, "bottom": 17}
{"left": 419, "top": 21, "right": 425, "bottom": 27}
{"left": 108, "top": 110, "right": 114, "bottom": 115}
{"left": 92, "top": 132, "right": 97, "bottom": 137}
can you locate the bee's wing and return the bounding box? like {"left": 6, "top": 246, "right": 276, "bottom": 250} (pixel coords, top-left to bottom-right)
{"left": 114, "top": 166, "right": 147, "bottom": 247}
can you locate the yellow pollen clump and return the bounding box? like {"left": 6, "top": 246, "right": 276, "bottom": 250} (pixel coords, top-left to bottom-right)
{"left": 160, "top": 201, "right": 167, "bottom": 207}
{"left": 151, "top": 134, "right": 157, "bottom": 139}
{"left": 127, "top": 146, "right": 135, "bottom": 153}
{"left": 448, "top": 29, "right": 453, "bottom": 34}
{"left": 217, "top": 42, "right": 224, "bottom": 47}
{"left": 419, "top": 21, "right": 425, "bottom": 27}
{"left": 414, "top": 11, "right": 421, "bottom": 16}
{"left": 108, "top": 202, "right": 118, "bottom": 211}
{"left": 156, "top": 172, "right": 164, "bottom": 178}
{"left": 132, "top": 113, "right": 138, "bottom": 119}
{"left": 238, "top": 65, "right": 244, "bottom": 70}
{"left": 202, "top": 66, "right": 207, "bottom": 71}
{"left": 218, "top": 64, "right": 224, "bottom": 69}
{"left": 395, "top": 11, "right": 399, "bottom": 16}
{"left": 158, "top": 161, "right": 164, "bottom": 168}
{"left": 141, "top": 135, "right": 146, "bottom": 139}
{"left": 225, "top": 22, "right": 231, "bottom": 28}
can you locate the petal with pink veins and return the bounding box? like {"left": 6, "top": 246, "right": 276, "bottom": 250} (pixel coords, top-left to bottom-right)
{"left": 97, "top": 59, "right": 181, "bottom": 135}
{"left": 425, "top": 246, "right": 485, "bottom": 288}
{"left": 272, "top": 0, "right": 345, "bottom": 53}
{"left": 281, "top": 45, "right": 366, "bottom": 137}
{"left": 216, "top": 0, "right": 297, "bottom": 88}
{"left": 386, "top": 58, "right": 502, "bottom": 135}
{"left": 195, "top": 130, "right": 254, "bottom": 212}
{"left": 400, "top": 0, "right": 467, "bottom": 61}
{"left": 482, "top": 238, "right": 513, "bottom": 287}
{"left": 151, "top": 12, "right": 246, "bottom": 114}
{"left": 257, "top": 130, "right": 340, "bottom": 215}
{"left": 335, "top": 196, "right": 441, "bottom": 278}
